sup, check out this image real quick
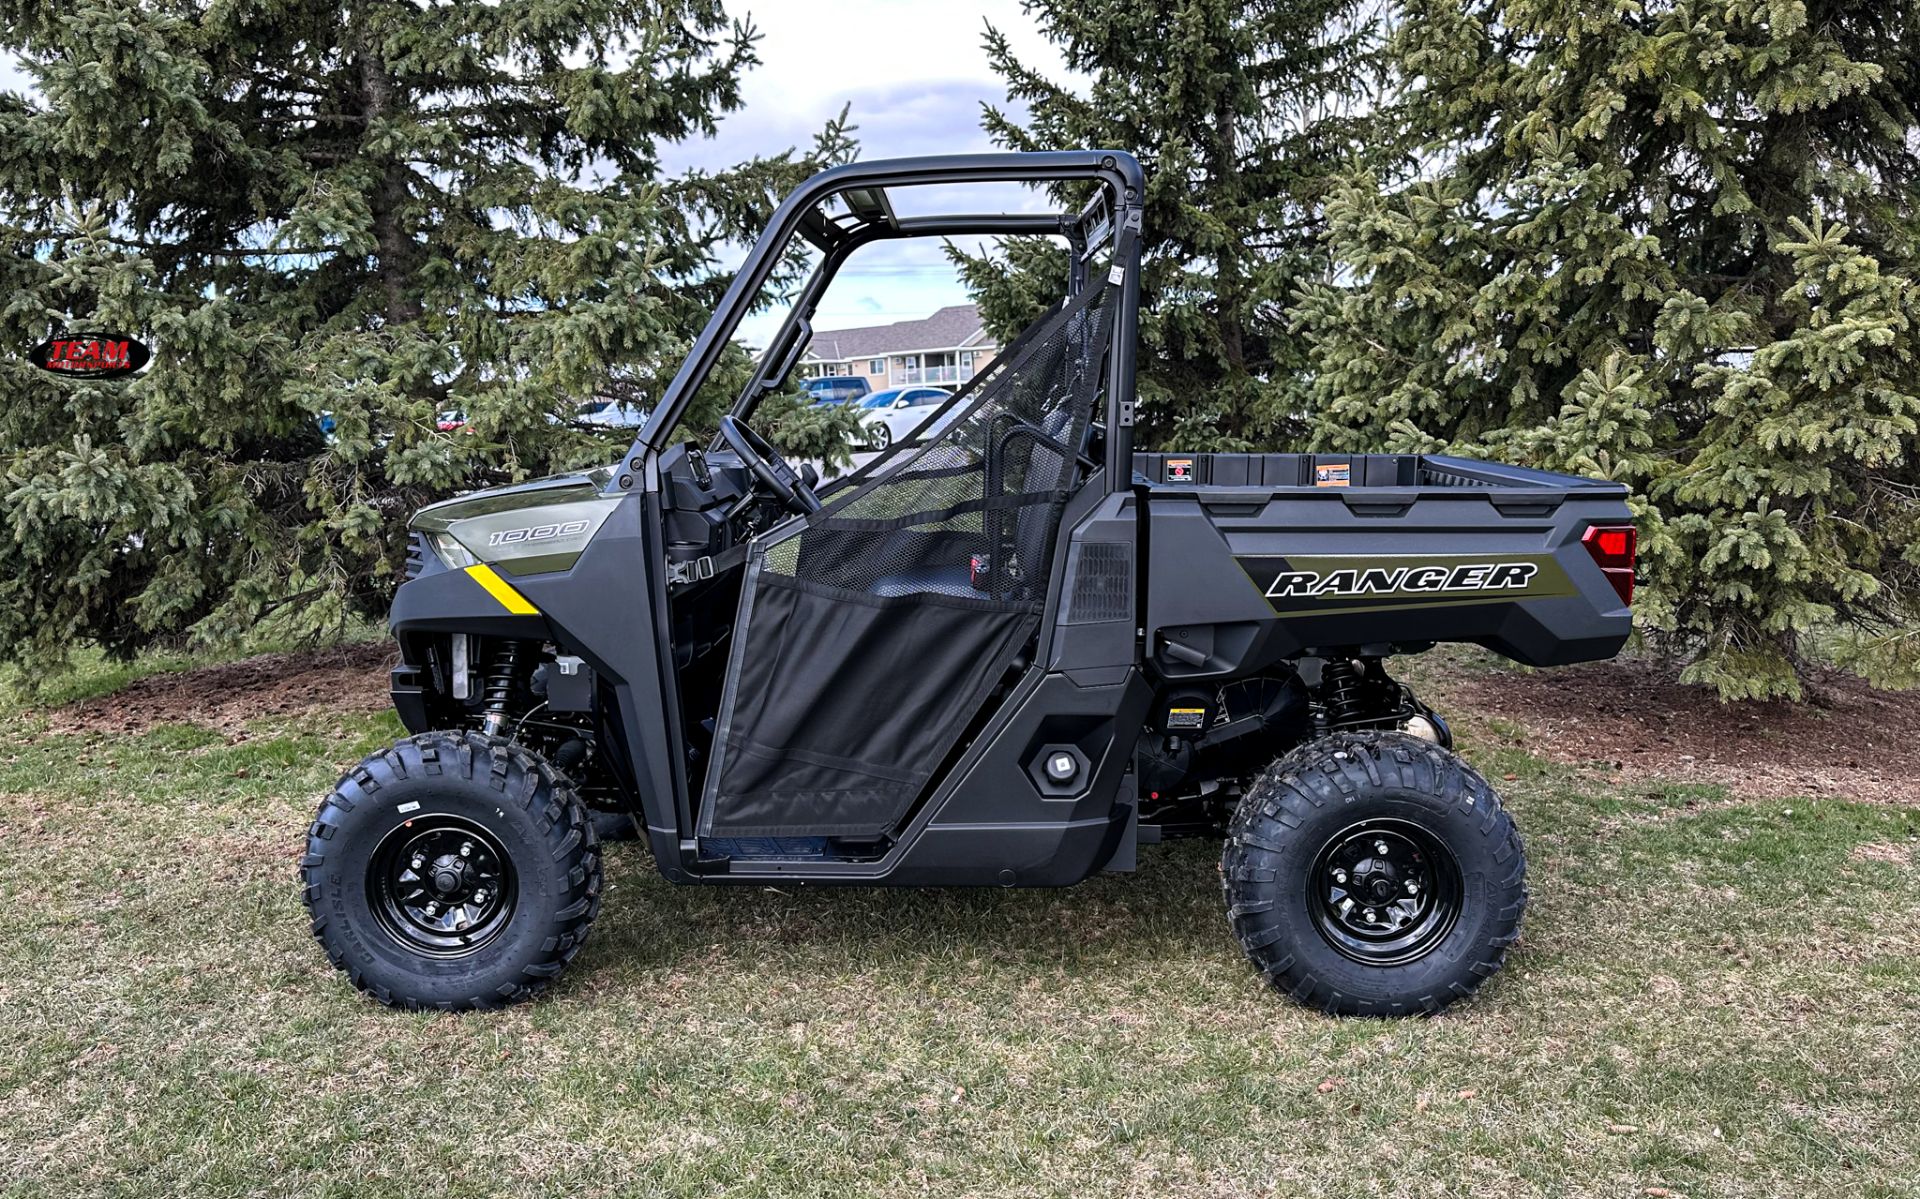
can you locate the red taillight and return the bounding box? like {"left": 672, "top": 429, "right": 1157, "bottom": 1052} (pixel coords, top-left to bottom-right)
{"left": 970, "top": 553, "right": 990, "bottom": 590}
{"left": 1582, "top": 524, "right": 1637, "bottom": 606}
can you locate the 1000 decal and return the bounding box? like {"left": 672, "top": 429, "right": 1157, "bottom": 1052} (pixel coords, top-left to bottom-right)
{"left": 488, "top": 520, "right": 590, "bottom": 547}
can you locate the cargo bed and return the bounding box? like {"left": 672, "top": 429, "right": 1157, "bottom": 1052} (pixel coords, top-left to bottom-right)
{"left": 1131, "top": 452, "right": 1635, "bottom": 672}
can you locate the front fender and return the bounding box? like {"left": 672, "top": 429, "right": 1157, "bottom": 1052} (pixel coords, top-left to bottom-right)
{"left": 389, "top": 564, "right": 556, "bottom": 640}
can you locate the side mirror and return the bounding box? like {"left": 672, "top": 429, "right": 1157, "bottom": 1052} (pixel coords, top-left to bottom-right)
{"left": 894, "top": 398, "right": 911, "bottom": 409}
{"left": 798, "top": 462, "right": 819, "bottom": 490}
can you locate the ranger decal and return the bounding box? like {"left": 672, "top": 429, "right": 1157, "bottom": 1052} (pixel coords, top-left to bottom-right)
{"left": 1264, "top": 561, "right": 1539, "bottom": 599}
{"left": 1236, "top": 552, "right": 1577, "bottom": 614}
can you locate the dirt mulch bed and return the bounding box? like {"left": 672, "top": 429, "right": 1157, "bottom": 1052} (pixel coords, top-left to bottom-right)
{"left": 1440, "top": 657, "right": 1913, "bottom": 806}
{"left": 29, "top": 639, "right": 1914, "bottom": 806}
{"left": 40, "top": 642, "right": 397, "bottom": 739}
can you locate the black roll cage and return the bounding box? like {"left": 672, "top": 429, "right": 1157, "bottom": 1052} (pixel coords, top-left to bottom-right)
{"left": 617, "top": 150, "right": 1146, "bottom": 489}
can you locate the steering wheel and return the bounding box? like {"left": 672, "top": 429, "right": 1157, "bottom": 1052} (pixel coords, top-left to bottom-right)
{"left": 716, "top": 415, "right": 822, "bottom": 515}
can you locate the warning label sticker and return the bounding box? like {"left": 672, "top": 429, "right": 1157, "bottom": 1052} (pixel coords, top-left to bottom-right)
{"left": 1166, "top": 458, "right": 1195, "bottom": 483}
{"left": 1314, "top": 462, "right": 1351, "bottom": 487}
{"left": 1165, "top": 706, "right": 1208, "bottom": 730}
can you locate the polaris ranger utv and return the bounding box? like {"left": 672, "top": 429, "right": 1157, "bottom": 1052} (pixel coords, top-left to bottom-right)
{"left": 302, "top": 152, "right": 1637, "bottom": 1016}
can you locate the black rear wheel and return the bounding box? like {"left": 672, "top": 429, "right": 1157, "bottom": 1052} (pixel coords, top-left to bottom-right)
{"left": 1222, "top": 731, "right": 1526, "bottom": 1016}
{"left": 1306, "top": 817, "right": 1463, "bottom": 967}
{"left": 302, "top": 732, "right": 602, "bottom": 1010}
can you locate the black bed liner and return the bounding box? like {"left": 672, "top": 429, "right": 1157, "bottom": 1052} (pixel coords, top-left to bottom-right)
{"left": 1133, "top": 451, "right": 1625, "bottom": 493}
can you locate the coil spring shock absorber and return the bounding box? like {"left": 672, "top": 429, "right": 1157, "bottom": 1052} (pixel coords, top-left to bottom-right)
{"left": 481, "top": 640, "right": 530, "bottom": 737}
{"left": 1319, "top": 658, "right": 1365, "bottom": 728}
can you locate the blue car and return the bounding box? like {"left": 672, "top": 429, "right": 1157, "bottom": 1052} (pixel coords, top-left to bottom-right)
{"left": 803, "top": 376, "right": 872, "bottom": 405}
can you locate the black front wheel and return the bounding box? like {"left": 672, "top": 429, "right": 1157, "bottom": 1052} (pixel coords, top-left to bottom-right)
{"left": 1222, "top": 732, "right": 1526, "bottom": 1016}
{"left": 302, "top": 732, "right": 602, "bottom": 1010}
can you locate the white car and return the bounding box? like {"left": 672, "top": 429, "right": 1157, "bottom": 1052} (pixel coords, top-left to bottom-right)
{"left": 576, "top": 400, "right": 649, "bottom": 430}
{"left": 856, "top": 385, "right": 955, "bottom": 450}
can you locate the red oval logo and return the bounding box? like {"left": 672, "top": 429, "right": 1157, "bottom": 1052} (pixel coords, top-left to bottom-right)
{"left": 27, "top": 333, "right": 151, "bottom": 379}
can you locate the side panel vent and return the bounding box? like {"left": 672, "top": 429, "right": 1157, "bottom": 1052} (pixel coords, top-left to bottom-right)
{"left": 1063, "top": 541, "right": 1132, "bottom": 625}
{"left": 405, "top": 532, "right": 430, "bottom": 580}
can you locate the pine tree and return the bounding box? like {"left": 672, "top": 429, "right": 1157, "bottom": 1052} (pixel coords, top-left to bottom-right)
{"left": 1298, "top": 0, "right": 1920, "bottom": 697}
{"left": 0, "top": 0, "right": 855, "bottom": 670}
{"left": 951, "top": 0, "right": 1380, "bottom": 450}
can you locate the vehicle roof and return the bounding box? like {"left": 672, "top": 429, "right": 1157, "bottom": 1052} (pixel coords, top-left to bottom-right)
{"left": 805, "top": 306, "right": 990, "bottom": 362}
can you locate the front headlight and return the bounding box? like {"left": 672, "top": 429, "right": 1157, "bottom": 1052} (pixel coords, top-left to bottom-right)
{"left": 425, "top": 530, "right": 478, "bottom": 569}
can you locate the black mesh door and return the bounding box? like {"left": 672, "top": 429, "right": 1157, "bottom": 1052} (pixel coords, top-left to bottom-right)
{"left": 699, "top": 284, "right": 1114, "bottom": 839}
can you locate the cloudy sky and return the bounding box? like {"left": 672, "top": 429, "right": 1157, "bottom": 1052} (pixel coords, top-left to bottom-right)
{"left": 672, "top": 0, "right": 1078, "bottom": 343}
{"left": 1, "top": 2, "right": 1075, "bottom": 346}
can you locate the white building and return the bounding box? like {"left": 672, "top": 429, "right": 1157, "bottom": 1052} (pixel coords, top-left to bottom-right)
{"left": 799, "top": 304, "right": 999, "bottom": 389}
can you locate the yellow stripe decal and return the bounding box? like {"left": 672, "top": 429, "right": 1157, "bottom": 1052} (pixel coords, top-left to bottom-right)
{"left": 465, "top": 564, "right": 540, "bottom": 615}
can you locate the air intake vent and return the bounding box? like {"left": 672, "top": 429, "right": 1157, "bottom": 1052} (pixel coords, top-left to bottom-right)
{"left": 1063, "top": 541, "right": 1131, "bottom": 625}
{"left": 405, "top": 531, "right": 429, "bottom": 580}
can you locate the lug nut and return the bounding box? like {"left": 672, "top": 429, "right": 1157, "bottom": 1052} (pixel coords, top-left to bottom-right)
{"left": 424, "top": 902, "right": 439, "bottom": 915}
{"left": 1334, "top": 869, "right": 1348, "bottom": 884}
{"left": 460, "top": 841, "right": 473, "bottom": 857}
{"left": 1406, "top": 881, "right": 1419, "bottom": 894}
{"left": 410, "top": 855, "right": 424, "bottom": 870}
{"left": 1375, "top": 841, "right": 1390, "bottom": 856}
{"left": 1363, "top": 908, "right": 1377, "bottom": 921}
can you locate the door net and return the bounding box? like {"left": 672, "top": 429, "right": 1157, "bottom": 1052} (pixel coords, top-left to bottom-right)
{"left": 699, "top": 283, "right": 1114, "bottom": 839}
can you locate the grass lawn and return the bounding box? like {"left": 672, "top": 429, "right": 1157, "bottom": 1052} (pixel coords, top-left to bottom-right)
{"left": 2, "top": 654, "right": 1917, "bottom": 1197}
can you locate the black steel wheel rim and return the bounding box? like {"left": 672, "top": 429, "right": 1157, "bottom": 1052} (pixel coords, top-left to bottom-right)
{"left": 1306, "top": 817, "right": 1463, "bottom": 967}
{"left": 368, "top": 816, "right": 518, "bottom": 959}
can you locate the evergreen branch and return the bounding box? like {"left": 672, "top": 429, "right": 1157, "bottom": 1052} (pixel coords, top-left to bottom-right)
{"left": 98, "top": 236, "right": 339, "bottom": 257}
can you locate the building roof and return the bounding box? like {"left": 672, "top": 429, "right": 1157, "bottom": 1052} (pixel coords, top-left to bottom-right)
{"left": 803, "top": 304, "right": 991, "bottom": 363}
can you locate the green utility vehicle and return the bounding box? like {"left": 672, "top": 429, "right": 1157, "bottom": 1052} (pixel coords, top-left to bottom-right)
{"left": 302, "top": 152, "right": 1636, "bottom": 1015}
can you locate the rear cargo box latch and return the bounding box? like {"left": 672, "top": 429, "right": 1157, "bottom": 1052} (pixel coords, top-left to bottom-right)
{"left": 1158, "top": 633, "right": 1209, "bottom": 668}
